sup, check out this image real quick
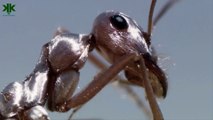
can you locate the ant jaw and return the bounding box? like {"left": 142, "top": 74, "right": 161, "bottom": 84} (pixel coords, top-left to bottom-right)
{"left": 124, "top": 53, "right": 167, "bottom": 98}
{"left": 142, "top": 54, "right": 168, "bottom": 98}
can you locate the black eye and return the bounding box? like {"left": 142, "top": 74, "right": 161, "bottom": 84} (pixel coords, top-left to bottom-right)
{"left": 110, "top": 15, "right": 128, "bottom": 30}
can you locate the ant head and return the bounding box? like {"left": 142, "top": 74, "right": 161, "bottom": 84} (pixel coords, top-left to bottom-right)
{"left": 91, "top": 11, "right": 150, "bottom": 62}
{"left": 91, "top": 11, "right": 167, "bottom": 98}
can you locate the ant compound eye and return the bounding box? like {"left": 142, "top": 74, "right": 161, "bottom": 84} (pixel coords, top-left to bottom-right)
{"left": 110, "top": 15, "right": 128, "bottom": 30}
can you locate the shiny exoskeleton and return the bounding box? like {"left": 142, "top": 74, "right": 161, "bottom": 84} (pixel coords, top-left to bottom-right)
{"left": 0, "top": 10, "right": 167, "bottom": 120}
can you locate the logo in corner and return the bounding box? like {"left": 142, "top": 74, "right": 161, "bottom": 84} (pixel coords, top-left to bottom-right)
{"left": 2, "top": 3, "right": 16, "bottom": 16}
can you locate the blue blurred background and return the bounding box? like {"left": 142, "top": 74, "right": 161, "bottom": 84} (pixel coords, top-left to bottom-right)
{"left": 0, "top": 0, "right": 212, "bottom": 120}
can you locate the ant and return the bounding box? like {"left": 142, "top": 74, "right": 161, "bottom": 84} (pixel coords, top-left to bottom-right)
{"left": 0, "top": 0, "right": 179, "bottom": 120}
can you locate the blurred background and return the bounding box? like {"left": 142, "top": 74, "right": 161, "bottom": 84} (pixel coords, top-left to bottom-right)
{"left": 0, "top": 0, "right": 212, "bottom": 120}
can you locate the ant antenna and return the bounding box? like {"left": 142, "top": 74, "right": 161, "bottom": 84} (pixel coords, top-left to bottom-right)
{"left": 146, "top": 0, "right": 180, "bottom": 45}
{"left": 147, "top": 0, "right": 157, "bottom": 36}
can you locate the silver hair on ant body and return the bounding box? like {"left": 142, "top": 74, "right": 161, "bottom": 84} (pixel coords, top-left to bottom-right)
{"left": 0, "top": 0, "right": 179, "bottom": 120}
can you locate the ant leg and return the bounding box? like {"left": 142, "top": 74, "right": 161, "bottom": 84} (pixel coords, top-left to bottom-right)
{"left": 56, "top": 54, "right": 137, "bottom": 112}
{"left": 88, "top": 53, "right": 152, "bottom": 119}
{"left": 68, "top": 105, "right": 82, "bottom": 120}
{"left": 137, "top": 56, "right": 163, "bottom": 120}
{"left": 48, "top": 69, "right": 80, "bottom": 111}
{"left": 146, "top": 0, "right": 180, "bottom": 45}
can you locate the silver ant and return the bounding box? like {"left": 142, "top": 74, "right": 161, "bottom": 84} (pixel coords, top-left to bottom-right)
{"left": 0, "top": 0, "right": 179, "bottom": 120}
